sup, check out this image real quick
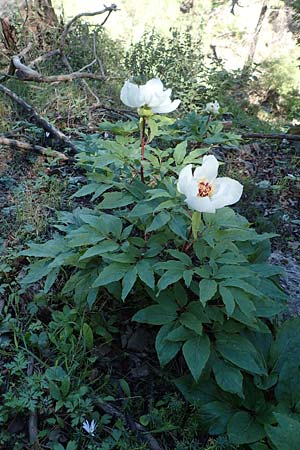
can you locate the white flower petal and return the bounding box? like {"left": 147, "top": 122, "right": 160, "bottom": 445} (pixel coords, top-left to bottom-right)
{"left": 194, "top": 155, "right": 219, "bottom": 182}
{"left": 177, "top": 164, "right": 194, "bottom": 196}
{"left": 120, "top": 81, "right": 142, "bottom": 108}
{"left": 153, "top": 98, "right": 181, "bottom": 113}
{"left": 185, "top": 195, "right": 216, "bottom": 213}
{"left": 211, "top": 177, "right": 243, "bottom": 209}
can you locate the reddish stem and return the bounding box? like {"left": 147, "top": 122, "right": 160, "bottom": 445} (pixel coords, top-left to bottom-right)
{"left": 182, "top": 226, "right": 193, "bottom": 253}
{"left": 140, "top": 116, "right": 146, "bottom": 183}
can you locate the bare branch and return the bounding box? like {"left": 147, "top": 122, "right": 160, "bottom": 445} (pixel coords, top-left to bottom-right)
{"left": 59, "top": 4, "right": 118, "bottom": 50}
{"left": 0, "top": 83, "right": 77, "bottom": 154}
{"left": 29, "top": 49, "right": 60, "bottom": 68}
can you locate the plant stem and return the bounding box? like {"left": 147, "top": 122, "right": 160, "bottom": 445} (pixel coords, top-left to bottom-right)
{"left": 140, "top": 116, "right": 146, "bottom": 183}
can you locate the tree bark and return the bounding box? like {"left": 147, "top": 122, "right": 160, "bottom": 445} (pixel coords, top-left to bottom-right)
{"left": 243, "top": 0, "right": 268, "bottom": 70}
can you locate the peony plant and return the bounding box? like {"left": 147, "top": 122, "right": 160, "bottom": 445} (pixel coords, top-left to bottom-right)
{"left": 21, "top": 78, "right": 289, "bottom": 449}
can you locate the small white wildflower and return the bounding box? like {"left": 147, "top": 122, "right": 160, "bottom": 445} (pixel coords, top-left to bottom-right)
{"left": 205, "top": 100, "right": 220, "bottom": 115}
{"left": 82, "top": 419, "right": 97, "bottom": 436}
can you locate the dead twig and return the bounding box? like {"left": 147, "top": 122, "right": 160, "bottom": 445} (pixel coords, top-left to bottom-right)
{"left": 0, "top": 83, "right": 77, "bottom": 154}
{"left": 29, "top": 49, "right": 60, "bottom": 68}
{"left": 0, "top": 136, "right": 70, "bottom": 160}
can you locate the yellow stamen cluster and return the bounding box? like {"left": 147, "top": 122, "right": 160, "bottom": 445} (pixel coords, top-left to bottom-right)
{"left": 197, "top": 180, "right": 214, "bottom": 198}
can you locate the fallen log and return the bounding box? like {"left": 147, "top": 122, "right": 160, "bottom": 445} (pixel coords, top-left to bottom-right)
{"left": 0, "top": 136, "right": 69, "bottom": 160}
{"left": 242, "top": 132, "right": 300, "bottom": 141}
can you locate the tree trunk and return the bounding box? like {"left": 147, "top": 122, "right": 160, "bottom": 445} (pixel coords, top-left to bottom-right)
{"left": 243, "top": 0, "right": 268, "bottom": 70}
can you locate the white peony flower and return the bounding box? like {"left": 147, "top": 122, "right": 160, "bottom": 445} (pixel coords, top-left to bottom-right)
{"left": 205, "top": 100, "right": 220, "bottom": 115}
{"left": 120, "top": 78, "right": 180, "bottom": 114}
{"left": 177, "top": 155, "right": 243, "bottom": 213}
{"left": 83, "top": 419, "right": 97, "bottom": 436}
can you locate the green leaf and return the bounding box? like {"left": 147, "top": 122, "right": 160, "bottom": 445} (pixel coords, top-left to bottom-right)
{"left": 216, "top": 334, "right": 267, "bottom": 375}
{"left": 183, "top": 269, "right": 193, "bottom": 287}
{"left": 199, "top": 279, "right": 217, "bottom": 306}
{"left": 72, "top": 183, "right": 111, "bottom": 198}
{"left": 174, "top": 141, "right": 187, "bottom": 164}
{"left": 132, "top": 304, "right": 177, "bottom": 325}
{"left": 93, "top": 263, "right": 129, "bottom": 287}
{"left": 82, "top": 323, "right": 94, "bottom": 350}
{"left": 44, "top": 268, "right": 59, "bottom": 293}
{"left": 219, "top": 286, "right": 235, "bottom": 316}
{"left": 266, "top": 413, "right": 300, "bottom": 450}
{"left": 212, "top": 358, "right": 244, "bottom": 398}
{"left": 200, "top": 400, "right": 236, "bottom": 435}
{"left": 119, "top": 379, "right": 131, "bottom": 397}
{"left": 21, "top": 238, "right": 66, "bottom": 258}
{"left": 180, "top": 312, "right": 202, "bottom": 335}
{"left": 169, "top": 215, "right": 187, "bottom": 239}
{"left": 61, "top": 376, "right": 70, "bottom": 397}
{"left": 157, "top": 270, "right": 183, "bottom": 292}
{"left": 137, "top": 260, "right": 155, "bottom": 289}
{"left": 231, "top": 287, "right": 256, "bottom": 317}
{"left": 98, "top": 191, "right": 135, "bottom": 209}
{"left": 97, "top": 214, "right": 123, "bottom": 239}
{"left": 156, "top": 323, "right": 181, "bottom": 366}
{"left": 220, "top": 279, "right": 262, "bottom": 297}
{"left": 146, "top": 211, "right": 171, "bottom": 232}
{"left": 167, "top": 249, "right": 192, "bottom": 266}
{"left": 121, "top": 266, "right": 138, "bottom": 300}
{"left": 48, "top": 381, "right": 61, "bottom": 401}
{"left": 79, "top": 240, "right": 119, "bottom": 260}
{"left": 182, "top": 335, "right": 210, "bottom": 381}
{"left": 166, "top": 325, "right": 195, "bottom": 342}
{"left": 227, "top": 411, "right": 265, "bottom": 445}
{"left": 22, "top": 259, "right": 53, "bottom": 285}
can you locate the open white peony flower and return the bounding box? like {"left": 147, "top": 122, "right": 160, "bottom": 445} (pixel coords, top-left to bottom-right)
{"left": 205, "top": 100, "right": 220, "bottom": 115}
{"left": 177, "top": 155, "right": 243, "bottom": 213}
{"left": 120, "top": 78, "right": 180, "bottom": 114}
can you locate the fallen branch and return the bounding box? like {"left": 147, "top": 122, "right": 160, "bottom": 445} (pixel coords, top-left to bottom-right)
{"left": 242, "top": 132, "right": 300, "bottom": 142}
{"left": 0, "top": 83, "right": 77, "bottom": 154}
{"left": 15, "top": 68, "right": 106, "bottom": 82}
{"left": 0, "top": 136, "right": 70, "bottom": 160}
{"left": 98, "top": 401, "right": 163, "bottom": 450}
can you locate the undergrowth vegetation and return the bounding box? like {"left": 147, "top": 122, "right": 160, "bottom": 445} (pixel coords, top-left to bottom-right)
{"left": 0, "top": 7, "right": 300, "bottom": 450}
